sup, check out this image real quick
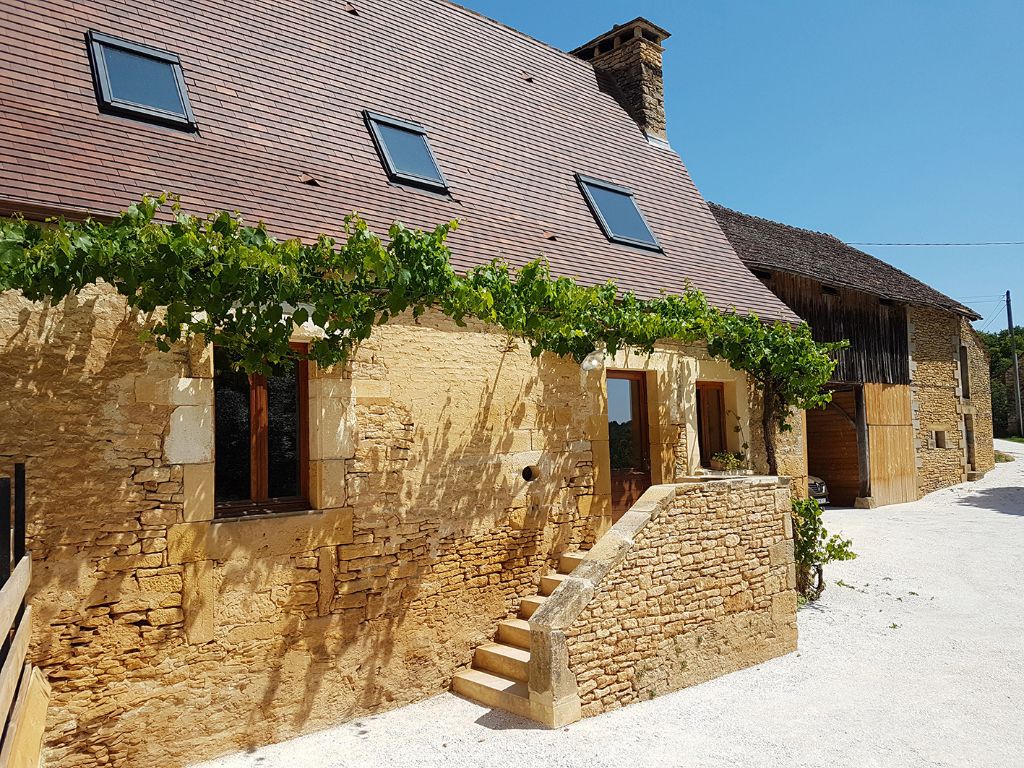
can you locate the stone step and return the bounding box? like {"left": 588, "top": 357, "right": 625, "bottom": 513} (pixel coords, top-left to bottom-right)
{"left": 496, "top": 618, "right": 531, "bottom": 649}
{"left": 518, "top": 594, "right": 546, "bottom": 619}
{"left": 540, "top": 572, "right": 569, "bottom": 596}
{"left": 452, "top": 668, "right": 532, "bottom": 719}
{"left": 474, "top": 642, "right": 531, "bottom": 682}
{"left": 558, "top": 551, "right": 587, "bottom": 575}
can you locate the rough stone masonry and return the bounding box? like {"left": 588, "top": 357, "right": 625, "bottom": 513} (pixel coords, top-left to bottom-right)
{"left": 0, "top": 284, "right": 804, "bottom": 767}
{"left": 561, "top": 479, "right": 796, "bottom": 716}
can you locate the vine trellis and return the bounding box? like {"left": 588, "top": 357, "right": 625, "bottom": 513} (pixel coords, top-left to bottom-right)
{"left": 0, "top": 195, "right": 845, "bottom": 473}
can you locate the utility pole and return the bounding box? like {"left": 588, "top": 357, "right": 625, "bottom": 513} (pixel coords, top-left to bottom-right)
{"left": 1009, "top": 290, "right": 1024, "bottom": 436}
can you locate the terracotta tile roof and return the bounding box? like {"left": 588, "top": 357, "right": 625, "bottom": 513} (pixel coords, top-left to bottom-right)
{"left": 709, "top": 204, "right": 980, "bottom": 319}
{"left": 0, "top": 0, "right": 797, "bottom": 322}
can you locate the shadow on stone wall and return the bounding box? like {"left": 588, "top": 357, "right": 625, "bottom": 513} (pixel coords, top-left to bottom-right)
{"left": 1, "top": 289, "right": 607, "bottom": 766}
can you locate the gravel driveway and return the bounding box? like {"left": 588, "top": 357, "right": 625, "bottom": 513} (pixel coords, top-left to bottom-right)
{"left": 195, "top": 439, "right": 1024, "bottom": 768}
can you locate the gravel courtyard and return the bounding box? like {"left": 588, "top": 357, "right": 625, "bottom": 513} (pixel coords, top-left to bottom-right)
{"left": 196, "top": 439, "right": 1024, "bottom": 768}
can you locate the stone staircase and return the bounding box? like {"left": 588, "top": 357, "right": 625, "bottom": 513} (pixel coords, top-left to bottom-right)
{"left": 451, "top": 551, "right": 587, "bottom": 717}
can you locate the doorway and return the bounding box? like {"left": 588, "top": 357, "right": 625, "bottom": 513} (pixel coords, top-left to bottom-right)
{"left": 607, "top": 371, "right": 651, "bottom": 519}
{"left": 695, "top": 381, "right": 727, "bottom": 467}
{"left": 805, "top": 386, "right": 863, "bottom": 506}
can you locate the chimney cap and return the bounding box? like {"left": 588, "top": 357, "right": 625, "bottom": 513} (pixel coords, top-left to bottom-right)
{"left": 570, "top": 17, "right": 671, "bottom": 57}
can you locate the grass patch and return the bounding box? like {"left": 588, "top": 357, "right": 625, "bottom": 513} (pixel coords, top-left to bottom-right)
{"left": 995, "top": 451, "right": 1015, "bottom": 463}
{"left": 1007, "top": 436, "right": 1024, "bottom": 444}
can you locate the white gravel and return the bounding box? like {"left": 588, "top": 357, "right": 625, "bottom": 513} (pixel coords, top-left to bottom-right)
{"left": 195, "top": 439, "right": 1024, "bottom": 768}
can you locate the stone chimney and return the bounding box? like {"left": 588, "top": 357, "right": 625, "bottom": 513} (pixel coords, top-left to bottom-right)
{"left": 571, "top": 18, "right": 671, "bottom": 143}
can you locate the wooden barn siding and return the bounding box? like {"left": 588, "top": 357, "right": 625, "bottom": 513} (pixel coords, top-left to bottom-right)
{"left": 805, "top": 389, "right": 861, "bottom": 507}
{"left": 765, "top": 274, "right": 910, "bottom": 385}
{"left": 864, "top": 383, "right": 918, "bottom": 506}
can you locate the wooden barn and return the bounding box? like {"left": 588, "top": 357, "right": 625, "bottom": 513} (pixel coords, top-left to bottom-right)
{"left": 711, "top": 204, "right": 995, "bottom": 506}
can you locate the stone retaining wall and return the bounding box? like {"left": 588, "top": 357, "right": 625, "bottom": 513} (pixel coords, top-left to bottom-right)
{"left": 528, "top": 478, "right": 797, "bottom": 722}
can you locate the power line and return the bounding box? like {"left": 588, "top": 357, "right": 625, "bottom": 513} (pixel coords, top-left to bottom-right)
{"left": 976, "top": 297, "right": 1008, "bottom": 311}
{"left": 970, "top": 297, "right": 1011, "bottom": 332}
{"left": 850, "top": 241, "right": 1024, "bottom": 247}
{"left": 969, "top": 298, "right": 1009, "bottom": 329}
{"left": 977, "top": 308, "right": 1005, "bottom": 333}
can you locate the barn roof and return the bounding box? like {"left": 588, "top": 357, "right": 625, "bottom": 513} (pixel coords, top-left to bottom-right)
{"left": 0, "top": 0, "right": 797, "bottom": 322}
{"left": 709, "top": 204, "right": 980, "bottom": 319}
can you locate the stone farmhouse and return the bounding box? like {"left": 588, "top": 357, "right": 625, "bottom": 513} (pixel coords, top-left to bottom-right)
{"left": 0, "top": 1, "right": 981, "bottom": 766}
{"left": 711, "top": 205, "right": 995, "bottom": 506}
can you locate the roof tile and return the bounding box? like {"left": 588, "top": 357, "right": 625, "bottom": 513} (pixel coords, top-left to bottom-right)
{"left": 709, "top": 203, "right": 978, "bottom": 319}
{"left": 0, "top": 0, "right": 796, "bottom": 321}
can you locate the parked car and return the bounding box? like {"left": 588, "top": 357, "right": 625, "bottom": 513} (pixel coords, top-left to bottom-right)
{"left": 808, "top": 475, "right": 830, "bottom": 505}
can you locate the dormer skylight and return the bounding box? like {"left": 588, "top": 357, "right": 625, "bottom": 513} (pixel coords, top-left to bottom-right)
{"left": 576, "top": 175, "right": 661, "bottom": 251}
{"left": 86, "top": 31, "right": 196, "bottom": 131}
{"left": 364, "top": 111, "right": 448, "bottom": 193}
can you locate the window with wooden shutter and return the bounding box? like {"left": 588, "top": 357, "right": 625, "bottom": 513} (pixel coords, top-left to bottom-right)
{"left": 213, "top": 344, "right": 309, "bottom": 518}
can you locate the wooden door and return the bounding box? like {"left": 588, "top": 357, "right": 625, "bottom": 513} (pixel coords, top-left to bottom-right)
{"left": 696, "top": 381, "right": 727, "bottom": 467}
{"left": 607, "top": 371, "right": 651, "bottom": 519}
{"left": 863, "top": 383, "right": 917, "bottom": 505}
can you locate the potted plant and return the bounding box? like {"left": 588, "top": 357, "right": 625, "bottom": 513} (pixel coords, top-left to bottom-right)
{"left": 710, "top": 451, "right": 746, "bottom": 473}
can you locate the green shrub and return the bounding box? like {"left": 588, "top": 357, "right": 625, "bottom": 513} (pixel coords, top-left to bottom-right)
{"left": 711, "top": 451, "right": 746, "bottom": 471}
{"left": 792, "top": 498, "right": 856, "bottom": 600}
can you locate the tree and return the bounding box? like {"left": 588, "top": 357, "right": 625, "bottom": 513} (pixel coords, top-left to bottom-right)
{"left": 708, "top": 313, "right": 845, "bottom": 474}
{"left": 792, "top": 497, "right": 856, "bottom": 600}
{"left": 979, "top": 326, "right": 1024, "bottom": 437}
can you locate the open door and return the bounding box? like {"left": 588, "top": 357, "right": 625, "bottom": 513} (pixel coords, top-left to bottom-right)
{"left": 607, "top": 371, "right": 651, "bottom": 520}
{"left": 695, "top": 381, "right": 727, "bottom": 467}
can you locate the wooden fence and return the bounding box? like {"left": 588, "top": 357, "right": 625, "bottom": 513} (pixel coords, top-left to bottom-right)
{"left": 0, "top": 464, "right": 49, "bottom": 767}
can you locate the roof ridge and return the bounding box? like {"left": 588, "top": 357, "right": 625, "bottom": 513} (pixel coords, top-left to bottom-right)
{"left": 437, "top": 0, "right": 598, "bottom": 73}
{"left": 707, "top": 202, "right": 843, "bottom": 242}
{"left": 708, "top": 202, "right": 979, "bottom": 319}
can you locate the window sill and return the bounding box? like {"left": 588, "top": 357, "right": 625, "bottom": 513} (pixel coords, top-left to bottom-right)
{"left": 214, "top": 500, "right": 317, "bottom": 523}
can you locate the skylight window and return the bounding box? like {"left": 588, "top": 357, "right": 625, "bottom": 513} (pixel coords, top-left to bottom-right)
{"left": 577, "top": 175, "right": 661, "bottom": 251}
{"left": 364, "top": 111, "right": 447, "bottom": 192}
{"left": 86, "top": 31, "right": 196, "bottom": 130}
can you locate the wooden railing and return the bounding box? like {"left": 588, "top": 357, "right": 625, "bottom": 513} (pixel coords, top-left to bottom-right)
{"left": 0, "top": 464, "right": 49, "bottom": 767}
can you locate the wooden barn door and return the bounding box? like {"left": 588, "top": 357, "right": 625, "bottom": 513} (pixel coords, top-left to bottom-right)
{"left": 863, "top": 383, "right": 917, "bottom": 505}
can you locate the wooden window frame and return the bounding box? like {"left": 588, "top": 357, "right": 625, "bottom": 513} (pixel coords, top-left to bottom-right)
{"left": 214, "top": 343, "right": 310, "bottom": 519}
{"left": 606, "top": 370, "right": 651, "bottom": 472}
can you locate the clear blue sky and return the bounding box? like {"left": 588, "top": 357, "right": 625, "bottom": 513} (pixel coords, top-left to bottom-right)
{"left": 461, "top": 0, "right": 1023, "bottom": 332}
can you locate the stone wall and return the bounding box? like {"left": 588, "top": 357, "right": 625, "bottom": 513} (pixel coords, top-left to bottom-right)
{"left": 1, "top": 287, "right": 600, "bottom": 767}
{"left": 909, "top": 307, "right": 996, "bottom": 492}
{"left": 961, "top": 319, "right": 994, "bottom": 474}
{"left": 529, "top": 479, "right": 796, "bottom": 720}
{"left": 909, "top": 307, "right": 968, "bottom": 494}
{"left": 0, "top": 284, "right": 807, "bottom": 767}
